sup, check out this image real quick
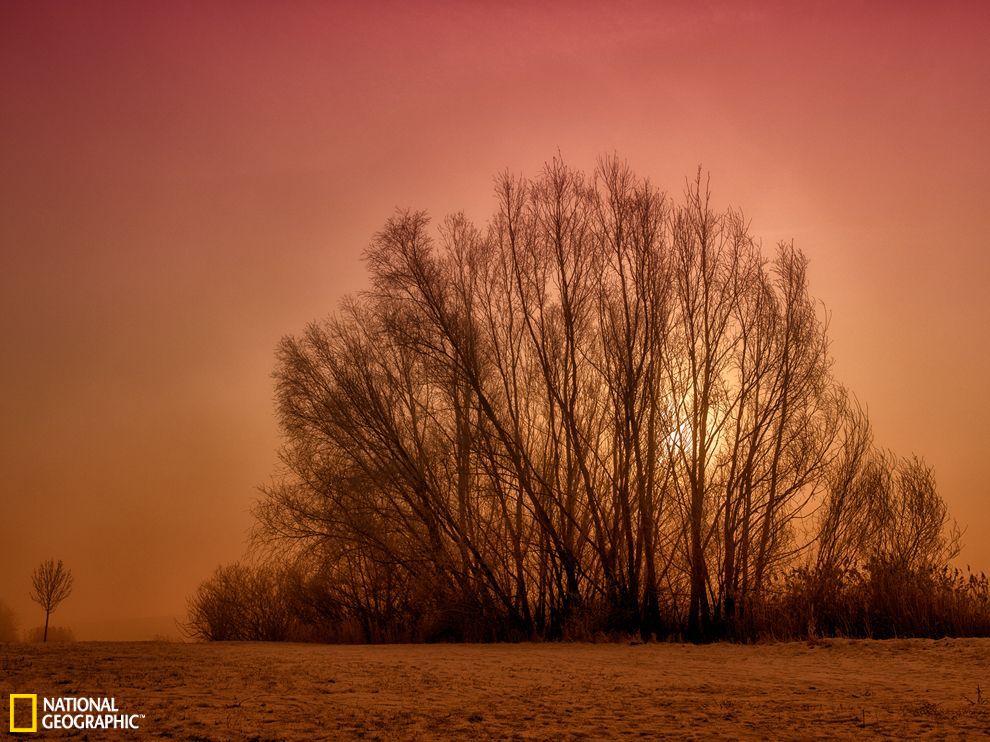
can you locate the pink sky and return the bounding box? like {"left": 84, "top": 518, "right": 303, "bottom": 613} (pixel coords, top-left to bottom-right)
{"left": 1, "top": 1, "right": 988, "bottom": 637}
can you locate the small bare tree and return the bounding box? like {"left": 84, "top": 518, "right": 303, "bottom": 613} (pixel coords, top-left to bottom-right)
{"left": 30, "top": 559, "right": 73, "bottom": 642}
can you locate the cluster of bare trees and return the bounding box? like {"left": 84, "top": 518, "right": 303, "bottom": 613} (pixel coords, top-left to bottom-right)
{"left": 237, "top": 157, "right": 960, "bottom": 642}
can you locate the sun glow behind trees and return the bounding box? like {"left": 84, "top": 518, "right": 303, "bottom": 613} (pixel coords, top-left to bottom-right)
{"left": 239, "top": 156, "right": 960, "bottom": 642}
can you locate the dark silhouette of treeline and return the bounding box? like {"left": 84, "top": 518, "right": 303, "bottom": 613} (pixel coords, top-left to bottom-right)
{"left": 188, "top": 156, "right": 987, "bottom": 643}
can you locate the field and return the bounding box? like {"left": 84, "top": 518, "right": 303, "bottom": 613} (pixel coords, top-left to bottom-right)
{"left": 3, "top": 639, "right": 990, "bottom": 739}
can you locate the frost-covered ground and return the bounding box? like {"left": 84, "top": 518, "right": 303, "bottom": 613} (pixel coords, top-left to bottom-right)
{"left": 2, "top": 638, "right": 989, "bottom": 739}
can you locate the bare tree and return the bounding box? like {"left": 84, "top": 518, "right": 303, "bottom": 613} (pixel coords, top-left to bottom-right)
{"left": 30, "top": 559, "right": 74, "bottom": 642}
{"left": 247, "top": 155, "right": 961, "bottom": 643}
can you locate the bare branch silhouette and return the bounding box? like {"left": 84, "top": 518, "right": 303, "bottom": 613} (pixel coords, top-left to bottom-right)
{"left": 30, "top": 558, "right": 73, "bottom": 642}
{"left": 217, "top": 155, "right": 971, "bottom": 643}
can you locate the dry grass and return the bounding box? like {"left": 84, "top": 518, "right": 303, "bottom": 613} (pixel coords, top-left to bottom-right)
{"left": 2, "top": 638, "right": 990, "bottom": 739}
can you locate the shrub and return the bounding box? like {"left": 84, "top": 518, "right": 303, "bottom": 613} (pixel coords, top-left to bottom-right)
{"left": 0, "top": 600, "right": 19, "bottom": 642}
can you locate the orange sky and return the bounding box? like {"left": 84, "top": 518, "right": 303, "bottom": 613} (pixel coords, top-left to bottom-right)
{"left": 2, "top": 1, "right": 988, "bottom": 639}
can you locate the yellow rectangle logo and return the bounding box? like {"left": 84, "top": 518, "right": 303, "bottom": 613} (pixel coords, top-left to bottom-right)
{"left": 9, "top": 694, "right": 37, "bottom": 733}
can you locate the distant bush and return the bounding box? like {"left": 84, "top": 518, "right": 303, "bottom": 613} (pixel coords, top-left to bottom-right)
{"left": 0, "top": 600, "right": 19, "bottom": 642}
{"left": 26, "top": 625, "right": 75, "bottom": 643}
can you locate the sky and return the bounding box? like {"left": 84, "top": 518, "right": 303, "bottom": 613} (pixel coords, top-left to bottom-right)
{"left": 1, "top": 1, "right": 988, "bottom": 639}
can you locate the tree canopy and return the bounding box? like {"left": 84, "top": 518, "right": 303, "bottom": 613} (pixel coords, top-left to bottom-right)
{"left": 242, "top": 157, "right": 962, "bottom": 642}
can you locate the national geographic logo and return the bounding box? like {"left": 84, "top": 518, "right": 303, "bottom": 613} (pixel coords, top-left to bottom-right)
{"left": 8, "top": 695, "right": 36, "bottom": 733}
{"left": 8, "top": 694, "right": 144, "bottom": 733}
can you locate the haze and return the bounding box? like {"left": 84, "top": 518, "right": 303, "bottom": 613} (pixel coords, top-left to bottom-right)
{"left": 1, "top": 1, "right": 988, "bottom": 639}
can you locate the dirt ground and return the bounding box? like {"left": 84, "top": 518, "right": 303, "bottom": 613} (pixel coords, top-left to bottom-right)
{"left": 2, "top": 638, "right": 990, "bottom": 739}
